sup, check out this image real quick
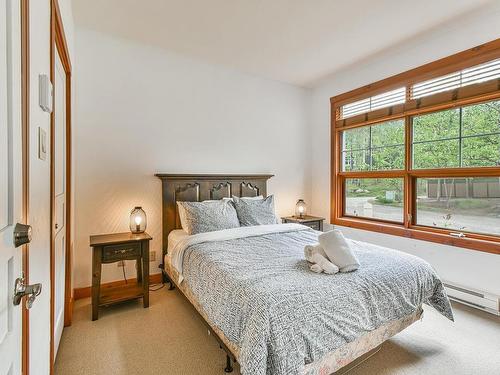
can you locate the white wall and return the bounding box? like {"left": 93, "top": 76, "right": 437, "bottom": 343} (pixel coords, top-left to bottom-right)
{"left": 73, "top": 28, "right": 310, "bottom": 288}
{"left": 28, "top": 0, "right": 74, "bottom": 372}
{"left": 310, "top": 3, "right": 500, "bottom": 295}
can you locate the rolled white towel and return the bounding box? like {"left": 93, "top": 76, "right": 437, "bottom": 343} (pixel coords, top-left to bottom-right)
{"left": 318, "top": 229, "right": 360, "bottom": 272}
{"left": 304, "top": 243, "right": 328, "bottom": 262}
{"left": 310, "top": 264, "right": 322, "bottom": 273}
{"left": 311, "top": 253, "right": 339, "bottom": 274}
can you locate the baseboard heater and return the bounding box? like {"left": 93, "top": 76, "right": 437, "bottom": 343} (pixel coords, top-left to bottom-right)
{"left": 443, "top": 281, "right": 500, "bottom": 316}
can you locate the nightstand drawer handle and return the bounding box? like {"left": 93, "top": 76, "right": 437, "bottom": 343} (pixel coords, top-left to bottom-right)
{"left": 116, "top": 248, "right": 134, "bottom": 254}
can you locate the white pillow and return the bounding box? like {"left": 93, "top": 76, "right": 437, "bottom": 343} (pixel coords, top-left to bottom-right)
{"left": 232, "top": 195, "right": 278, "bottom": 226}
{"left": 177, "top": 200, "right": 240, "bottom": 235}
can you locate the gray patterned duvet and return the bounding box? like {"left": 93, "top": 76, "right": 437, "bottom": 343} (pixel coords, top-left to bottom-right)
{"left": 174, "top": 225, "right": 453, "bottom": 375}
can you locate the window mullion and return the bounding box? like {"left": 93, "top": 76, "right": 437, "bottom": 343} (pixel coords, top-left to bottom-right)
{"left": 404, "top": 115, "right": 412, "bottom": 228}
{"left": 368, "top": 126, "right": 373, "bottom": 170}
{"left": 459, "top": 107, "right": 463, "bottom": 168}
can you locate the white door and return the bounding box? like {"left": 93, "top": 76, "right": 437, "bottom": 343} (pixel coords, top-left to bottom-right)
{"left": 53, "top": 49, "right": 66, "bottom": 357}
{"left": 0, "top": 0, "right": 24, "bottom": 374}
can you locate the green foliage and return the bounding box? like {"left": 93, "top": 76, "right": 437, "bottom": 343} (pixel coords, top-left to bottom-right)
{"left": 413, "top": 108, "right": 459, "bottom": 142}
{"left": 374, "top": 196, "right": 402, "bottom": 205}
{"left": 412, "top": 100, "right": 500, "bottom": 169}
{"left": 346, "top": 178, "right": 402, "bottom": 198}
{"left": 342, "top": 119, "right": 405, "bottom": 171}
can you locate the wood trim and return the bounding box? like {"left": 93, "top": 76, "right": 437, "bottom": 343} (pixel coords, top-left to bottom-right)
{"left": 49, "top": 0, "right": 56, "bottom": 375}
{"left": 406, "top": 167, "right": 500, "bottom": 177}
{"left": 338, "top": 170, "right": 406, "bottom": 178}
{"left": 49, "top": 0, "right": 72, "bottom": 373}
{"left": 49, "top": 4, "right": 55, "bottom": 372}
{"left": 21, "top": 1, "right": 30, "bottom": 373}
{"left": 338, "top": 167, "right": 500, "bottom": 178}
{"left": 64, "top": 73, "right": 72, "bottom": 327}
{"left": 331, "top": 39, "right": 500, "bottom": 254}
{"left": 335, "top": 90, "right": 500, "bottom": 130}
{"left": 330, "top": 38, "right": 500, "bottom": 106}
{"left": 73, "top": 274, "right": 163, "bottom": 300}
{"left": 154, "top": 173, "right": 275, "bottom": 180}
{"left": 333, "top": 217, "right": 500, "bottom": 255}
{"left": 404, "top": 115, "right": 412, "bottom": 228}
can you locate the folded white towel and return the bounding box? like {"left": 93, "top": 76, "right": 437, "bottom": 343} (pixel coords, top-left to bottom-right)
{"left": 310, "top": 264, "right": 322, "bottom": 273}
{"left": 318, "top": 229, "right": 360, "bottom": 272}
{"left": 311, "top": 253, "right": 339, "bottom": 274}
{"left": 304, "top": 243, "right": 328, "bottom": 262}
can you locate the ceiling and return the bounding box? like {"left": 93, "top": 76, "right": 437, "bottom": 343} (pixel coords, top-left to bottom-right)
{"left": 72, "top": 0, "right": 495, "bottom": 87}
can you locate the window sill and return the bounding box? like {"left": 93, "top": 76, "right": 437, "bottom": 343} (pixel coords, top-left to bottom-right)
{"left": 333, "top": 217, "right": 500, "bottom": 255}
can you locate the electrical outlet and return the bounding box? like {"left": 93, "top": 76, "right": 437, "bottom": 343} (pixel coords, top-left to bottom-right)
{"left": 117, "top": 260, "right": 125, "bottom": 267}
{"left": 150, "top": 251, "right": 156, "bottom": 262}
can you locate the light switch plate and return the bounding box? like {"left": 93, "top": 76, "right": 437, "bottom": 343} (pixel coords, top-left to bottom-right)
{"left": 38, "top": 74, "right": 53, "bottom": 113}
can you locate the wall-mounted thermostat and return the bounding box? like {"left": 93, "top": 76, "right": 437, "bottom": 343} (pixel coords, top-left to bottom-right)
{"left": 39, "top": 74, "right": 53, "bottom": 113}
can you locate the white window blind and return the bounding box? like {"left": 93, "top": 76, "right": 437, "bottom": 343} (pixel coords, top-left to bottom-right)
{"left": 340, "top": 87, "right": 406, "bottom": 119}
{"left": 411, "top": 58, "right": 500, "bottom": 99}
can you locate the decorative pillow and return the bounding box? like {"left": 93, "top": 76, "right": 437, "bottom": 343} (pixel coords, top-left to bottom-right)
{"left": 177, "top": 200, "right": 240, "bottom": 235}
{"left": 232, "top": 195, "right": 278, "bottom": 226}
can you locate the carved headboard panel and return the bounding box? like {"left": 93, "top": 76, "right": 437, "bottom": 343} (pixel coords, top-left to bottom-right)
{"left": 155, "top": 174, "right": 274, "bottom": 259}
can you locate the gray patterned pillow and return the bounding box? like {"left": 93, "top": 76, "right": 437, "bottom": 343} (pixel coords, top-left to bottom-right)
{"left": 232, "top": 195, "right": 278, "bottom": 226}
{"left": 177, "top": 200, "right": 240, "bottom": 235}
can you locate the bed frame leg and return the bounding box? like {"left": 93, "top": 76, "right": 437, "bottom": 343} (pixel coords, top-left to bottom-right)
{"left": 160, "top": 264, "right": 175, "bottom": 290}
{"left": 224, "top": 354, "right": 233, "bottom": 373}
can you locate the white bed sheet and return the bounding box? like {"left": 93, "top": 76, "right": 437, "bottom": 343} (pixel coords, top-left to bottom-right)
{"left": 167, "top": 229, "right": 190, "bottom": 256}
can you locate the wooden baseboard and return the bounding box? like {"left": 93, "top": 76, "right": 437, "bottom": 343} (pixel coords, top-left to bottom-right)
{"left": 74, "top": 273, "right": 163, "bottom": 300}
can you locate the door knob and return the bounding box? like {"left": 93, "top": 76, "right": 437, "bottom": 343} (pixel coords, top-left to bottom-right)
{"left": 13, "top": 223, "right": 32, "bottom": 247}
{"left": 13, "top": 276, "right": 42, "bottom": 309}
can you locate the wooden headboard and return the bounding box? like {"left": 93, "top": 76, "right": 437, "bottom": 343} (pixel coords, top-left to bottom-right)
{"left": 155, "top": 174, "right": 274, "bottom": 259}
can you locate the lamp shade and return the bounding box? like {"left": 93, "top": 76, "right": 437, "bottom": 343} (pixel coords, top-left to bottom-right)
{"left": 295, "top": 199, "right": 307, "bottom": 218}
{"left": 130, "top": 206, "right": 147, "bottom": 233}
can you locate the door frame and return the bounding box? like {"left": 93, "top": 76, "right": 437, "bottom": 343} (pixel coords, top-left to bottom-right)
{"left": 49, "top": 0, "right": 72, "bottom": 371}
{"left": 21, "top": 0, "right": 30, "bottom": 373}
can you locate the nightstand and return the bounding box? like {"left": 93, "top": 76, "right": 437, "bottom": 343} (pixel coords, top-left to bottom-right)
{"left": 89, "top": 232, "right": 152, "bottom": 321}
{"left": 281, "top": 215, "right": 325, "bottom": 231}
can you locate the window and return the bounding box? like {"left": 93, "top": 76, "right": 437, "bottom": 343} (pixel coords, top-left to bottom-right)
{"left": 345, "top": 178, "right": 404, "bottom": 222}
{"left": 331, "top": 39, "right": 500, "bottom": 254}
{"left": 416, "top": 177, "right": 500, "bottom": 236}
{"left": 412, "top": 101, "right": 500, "bottom": 169}
{"left": 342, "top": 119, "right": 405, "bottom": 171}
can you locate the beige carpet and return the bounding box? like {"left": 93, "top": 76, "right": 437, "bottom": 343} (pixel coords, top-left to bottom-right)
{"left": 55, "top": 287, "right": 500, "bottom": 375}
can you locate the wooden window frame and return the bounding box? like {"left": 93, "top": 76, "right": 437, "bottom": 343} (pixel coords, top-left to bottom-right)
{"left": 331, "top": 38, "right": 500, "bottom": 255}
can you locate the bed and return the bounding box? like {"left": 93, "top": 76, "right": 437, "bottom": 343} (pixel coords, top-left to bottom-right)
{"left": 155, "top": 174, "right": 453, "bottom": 375}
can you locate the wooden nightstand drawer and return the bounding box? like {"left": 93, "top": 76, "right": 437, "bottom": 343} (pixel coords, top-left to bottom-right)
{"left": 281, "top": 215, "right": 325, "bottom": 231}
{"left": 305, "top": 221, "right": 321, "bottom": 230}
{"left": 102, "top": 243, "right": 141, "bottom": 262}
